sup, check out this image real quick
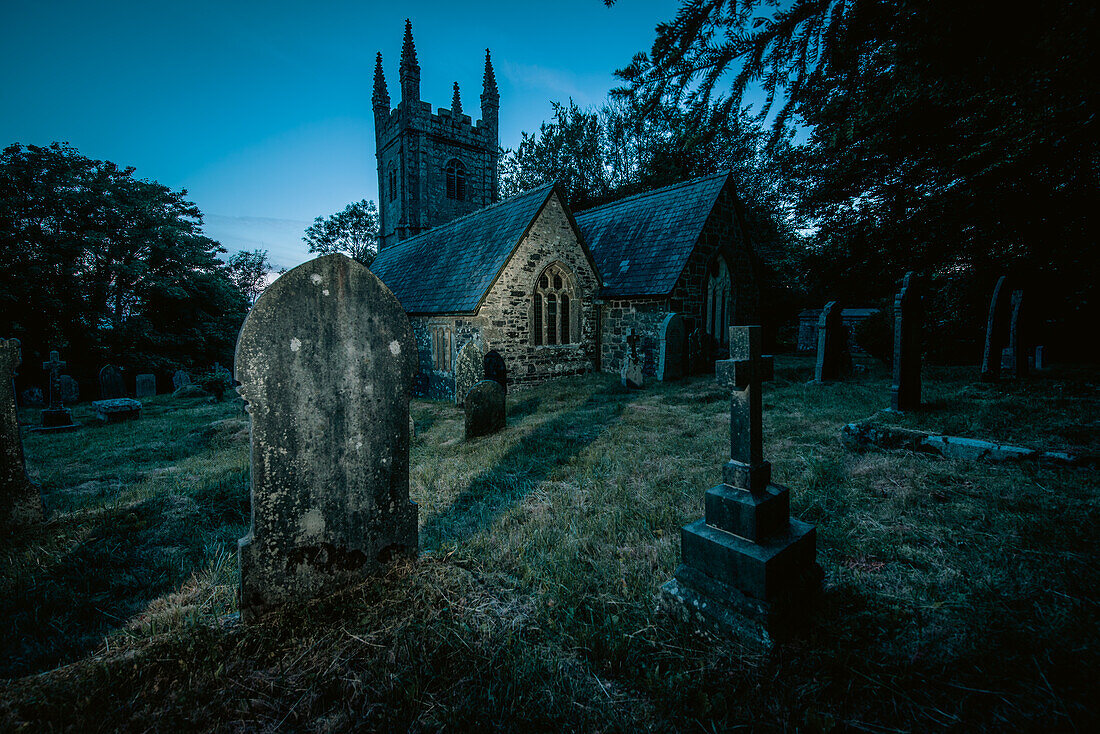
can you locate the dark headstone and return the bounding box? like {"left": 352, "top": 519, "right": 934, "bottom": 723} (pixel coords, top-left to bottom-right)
{"left": 92, "top": 398, "right": 142, "bottom": 423}
{"left": 657, "top": 313, "right": 687, "bottom": 382}
{"left": 660, "top": 326, "right": 822, "bottom": 643}
{"left": 454, "top": 339, "right": 487, "bottom": 407}
{"left": 464, "top": 380, "right": 506, "bottom": 440}
{"left": 99, "top": 364, "right": 125, "bottom": 399}
{"left": 59, "top": 375, "right": 79, "bottom": 403}
{"left": 980, "top": 275, "right": 1010, "bottom": 382}
{"left": 39, "top": 350, "right": 77, "bottom": 430}
{"left": 235, "top": 254, "right": 418, "bottom": 622}
{"left": 621, "top": 328, "right": 644, "bottom": 388}
{"left": 172, "top": 370, "right": 191, "bottom": 391}
{"left": 1007, "top": 290, "right": 1027, "bottom": 379}
{"left": 483, "top": 349, "right": 507, "bottom": 394}
{"left": 890, "top": 272, "right": 922, "bottom": 411}
{"left": 135, "top": 373, "right": 156, "bottom": 398}
{"left": 1034, "top": 346, "right": 1045, "bottom": 370}
{"left": 812, "top": 301, "right": 851, "bottom": 383}
{"left": 1, "top": 338, "right": 45, "bottom": 527}
{"left": 19, "top": 387, "right": 43, "bottom": 407}
{"left": 686, "top": 328, "right": 704, "bottom": 376}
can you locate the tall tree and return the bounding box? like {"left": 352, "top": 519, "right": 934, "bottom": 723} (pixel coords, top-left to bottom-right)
{"left": 225, "top": 249, "right": 274, "bottom": 305}
{"left": 303, "top": 199, "right": 380, "bottom": 266}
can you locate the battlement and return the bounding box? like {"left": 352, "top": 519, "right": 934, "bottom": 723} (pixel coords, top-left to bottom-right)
{"left": 375, "top": 101, "right": 495, "bottom": 151}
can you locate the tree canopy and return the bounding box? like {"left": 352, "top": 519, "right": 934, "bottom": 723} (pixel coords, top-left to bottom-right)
{"left": 0, "top": 142, "right": 250, "bottom": 383}
{"left": 302, "top": 199, "right": 380, "bottom": 266}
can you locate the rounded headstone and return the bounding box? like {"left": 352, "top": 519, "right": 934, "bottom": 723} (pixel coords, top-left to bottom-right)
{"left": 454, "top": 339, "right": 488, "bottom": 407}
{"left": 464, "top": 380, "right": 506, "bottom": 440}
{"left": 59, "top": 375, "right": 79, "bottom": 403}
{"left": 172, "top": 369, "right": 191, "bottom": 391}
{"left": 99, "top": 364, "right": 125, "bottom": 400}
{"left": 657, "top": 313, "right": 686, "bottom": 382}
{"left": 483, "top": 349, "right": 507, "bottom": 394}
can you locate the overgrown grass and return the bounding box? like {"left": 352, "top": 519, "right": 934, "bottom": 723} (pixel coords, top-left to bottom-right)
{"left": 1, "top": 358, "right": 1097, "bottom": 731}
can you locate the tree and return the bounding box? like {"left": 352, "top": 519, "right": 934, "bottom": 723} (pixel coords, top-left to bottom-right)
{"left": 303, "top": 199, "right": 379, "bottom": 266}
{"left": 225, "top": 249, "right": 274, "bottom": 305}
{"left": 0, "top": 142, "right": 249, "bottom": 381}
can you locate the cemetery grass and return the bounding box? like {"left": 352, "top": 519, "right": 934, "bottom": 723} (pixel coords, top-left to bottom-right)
{"left": 2, "top": 356, "right": 1097, "bottom": 732}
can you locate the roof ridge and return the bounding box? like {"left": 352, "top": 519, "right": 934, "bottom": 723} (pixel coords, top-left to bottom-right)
{"left": 575, "top": 171, "right": 729, "bottom": 217}
{"left": 378, "top": 183, "right": 555, "bottom": 257}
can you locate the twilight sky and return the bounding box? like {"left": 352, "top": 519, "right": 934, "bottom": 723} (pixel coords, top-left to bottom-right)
{"left": 1, "top": 0, "right": 691, "bottom": 268}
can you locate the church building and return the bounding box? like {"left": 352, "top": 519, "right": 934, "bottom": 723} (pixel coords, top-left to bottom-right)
{"left": 368, "top": 23, "right": 758, "bottom": 397}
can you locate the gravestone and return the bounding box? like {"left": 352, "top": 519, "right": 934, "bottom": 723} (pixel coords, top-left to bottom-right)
{"left": 172, "top": 370, "right": 191, "bottom": 392}
{"left": 812, "top": 301, "right": 851, "bottom": 383}
{"left": 39, "top": 351, "right": 77, "bottom": 430}
{"left": 620, "top": 328, "right": 644, "bottom": 389}
{"left": 1034, "top": 346, "right": 1045, "bottom": 370}
{"left": 686, "top": 328, "right": 704, "bottom": 376}
{"left": 99, "top": 364, "right": 125, "bottom": 399}
{"left": 59, "top": 375, "right": 79, "bottom": 404}
{"left": 92, "top": 398, "right": 142, "bottom": 423}
{"left": 1, "top": 338, "right": 45, "bottom": 528}
{"left": 890, "top": 272, "right": 922, "bottom": 411}
{"left": 235, "top": 253, "right": 418, "bottom": 622}
{"left": 980, "top": 275, "right": 1010, "bottom": 382}
{"left": 657, "top": 313, "right": 687, "bottom": 382}
{"left": 135, "top": 373, "right": 156, "bottom": 398}
{"left": 464, "top": 380, "right": 506, "bottom": 440}
{"left": 454, "top": 339, "right": 487, "bottom": 407}
{"left": 19, "top": 387, "right": 43, "bottom": 407}
{"left": 660, "top": 326, "right": 822, "bottom": 643}
{"left": 483, "top": 349, "right": 507, "bottom": 394}
{"left": 1007, "top": 290, "right": 1027, "bottom": 379}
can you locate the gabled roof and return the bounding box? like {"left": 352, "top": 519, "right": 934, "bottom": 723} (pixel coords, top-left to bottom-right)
{"left": 575, "top": 172, "right": 730, "bottom": 298}
{"left": 371, "top": 184, "right": 556, "bottom": 314}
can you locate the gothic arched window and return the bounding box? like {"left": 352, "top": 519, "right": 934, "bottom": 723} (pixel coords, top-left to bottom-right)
{"left": 388, "top": 165, "right": 397, "bottom": 202}
{"left": 445, "top": 159, "right": 467, "bottom": 201}
{"left": 532, "top": 263, "right": 579, "bottom": 346}
{"left": 706, "top": 257, "right": 732, "bottom": 346}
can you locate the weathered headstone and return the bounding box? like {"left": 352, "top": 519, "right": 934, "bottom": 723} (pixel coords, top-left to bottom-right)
{"left": 1007, "top": 290, "right": 1027, "bottom": 379}
{"left": 657, "top": 313, "right": 687, "bottom": 382}
{"left": 19, "top": 387, "right": 43, "bottom": 407}
{"left": 235, "top": 253, "right": 418, "bottom": 622}
{"left": 92, "top": 398, "right": 142, "bottom": 423}
{"left": 39, "top": 351, "right": 77, "bottom": 430}
{"left": 172, "top": 370, "right": 191, "bottom": 392}
{"left": 1, "top": 338, "right": 45, "bottom": 528}
{"left": 980, "top": 275, "right": 1010, "bottom": 382}
{"left": 660, "top": 326, "right": 822, "bottom": 643}
{"left": 454, "top": 339, "right": 487, "bottom": 407}
{"left": 890, "top": 272, "right": 922, "bottom": 411}
{"left": 464, "top": 380, "right": 506, "bottom": 440}
{"left": 812, "top": 301, "right": 851, "bottom": 383}
{"left": 135, "top": 373, "right": 156, "bottom": 398}
{"left": 483, "top": 349, "right": 507, "bottom": 394}
{"left": 620, "top": 328, "right": 644, "bottom": 389}
{"left": 99, "top": 364, "right": 125, "bottom": 399}
{"left": 59, "top": 375, "right": 79, "bottom": 404}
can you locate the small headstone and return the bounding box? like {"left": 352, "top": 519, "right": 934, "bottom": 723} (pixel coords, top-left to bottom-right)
{"left": 99, "top": 364, "right": 125, "bottom": 399}
{"left": 464, "top": 380, "right": 506, "bottom": 440}
{"left": 59, "top": 375, "right": 79, "bottom": 403}
{"left": 483, "top": 350, "right": 507, "bottom": 394}
{"left": 812, "top": 301, "right": 851, "bottom": 383}
{"left": 1034, "top": 345, "right": 1045, "bottom": 370}
{"left": 1007, "top": 290, "right": 1027, "bottom": 379}
{"left": 236, "top": 254, "right": 418, "bottom": 622}
{"left": 39, "top": 350, "right": 77, "bottom": 430}
{"left": 890, "top": 272, "right": 922, "bottom": 411}
{"left": 657, "top": 313, "right": 687, "bottom": 382}
{"left": 980, "top": 275, "right": 1010, "bottom": 382}
{"left": 172, "top": 370, "right": 191, "bottom": 392}
{"left": 660, "top": 326, "right": 822, "bottom": 643}
{"left": 92, "top": 398, "right": 143, "bottom": 423}
{"left": 19, "top": 387, "right": 43, "bottom": 407}
{"left": 1, "top": 338, "right": 45, "bottom": 527}
{"left": 135, "top": 373, "right": 156, "bottom": 398}
{"left": 620, "top": 328, "right": 644, "bottom": 388}
{"left": 453, "top": 339, "right": 487, "bottom": 406}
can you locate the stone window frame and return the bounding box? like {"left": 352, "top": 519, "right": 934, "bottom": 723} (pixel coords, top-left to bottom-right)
{"left": 388, "top": 165, "right": 398, "bottom": 203}
{"left": 445, "top": 159, "right": 467, "bottom": 201}
{"left": 531, "top": 262, "right": 581, "bottom": 348}
{"left": 706, "top": 255, "right": 732, "bottom": 347}
{"left": 429, "top": 323, "right": 453, "bottom": 371}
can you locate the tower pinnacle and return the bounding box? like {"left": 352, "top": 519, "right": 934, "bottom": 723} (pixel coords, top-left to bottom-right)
{"left": 399, "top": 19, "right": 420, "bottom": 105}
{"left": 372, "top": 52, "right": 389, "bottom": 115}
{"left": 451, "top": 82, "right": 463, "bottom": 117}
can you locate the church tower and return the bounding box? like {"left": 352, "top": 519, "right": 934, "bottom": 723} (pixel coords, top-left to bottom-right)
{"left": 374, "top": 21, "right": 501, "bottom": 250}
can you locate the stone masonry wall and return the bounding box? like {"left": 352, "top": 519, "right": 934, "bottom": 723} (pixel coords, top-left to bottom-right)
{"left": 599, "top": 299, "right": 670, "bottom": 378}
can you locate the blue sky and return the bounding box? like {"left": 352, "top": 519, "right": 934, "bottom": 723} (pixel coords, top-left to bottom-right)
{"left": 1, "top": 0, "right": 690, "bottom": 268}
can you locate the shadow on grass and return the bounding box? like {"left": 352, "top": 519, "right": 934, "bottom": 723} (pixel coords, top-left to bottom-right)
{"left": 420, "top": 384, "right": 632, "bottom": 550}
{"left": 506, "top": 395, "right": 542, "bottom": 422}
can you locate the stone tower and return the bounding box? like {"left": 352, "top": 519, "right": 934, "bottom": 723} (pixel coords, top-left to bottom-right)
{"left": 374, "top": 20, "right": 500, "bottom": 250}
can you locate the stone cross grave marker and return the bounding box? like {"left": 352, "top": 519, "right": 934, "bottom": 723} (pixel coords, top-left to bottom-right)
{"left": 890, "top": 272, "right": 922, "bottom": 411}
{"left": 980, "top": 275, "right": 1010, "bottom": 382}
{"left": 657, "top": 313, "right": 686, "bottom": 382}
{"left": 454, "top": 339, "right": 487, "bottom": 407}
{"left": 483, "top": 349, "right": 507, "bottom": 394}
{"left": 1, "top": 338, "right": 44, "bottom": 528}
{"left": 135, "top": 373, "right": 156, "bottom": 398}
{"left": 661, "top": 325, "right": 821, "bottom": 643}
{"left": 813, "top": 301, "right": 851, "bottom": 383}
{"left": 40, "top": 351, "right": 76, "bottom": 429}
{"left": 464, "top": 379, "right": 506, "bottom": 440}
{"left": 235, "top": 253, "right": 418, "bottom": 622}
{"left": 621, "top": 328, "right": 644, "bottom": 388}
{"left": 99, "top": 364, "right": 125, "bottom": 399}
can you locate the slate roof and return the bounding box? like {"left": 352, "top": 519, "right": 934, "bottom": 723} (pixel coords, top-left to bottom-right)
{"left": 575, "top": 172, "right": 730, "bottom": 298}
{"left": 370, "top": 184, "right": 556, "bottom": 314}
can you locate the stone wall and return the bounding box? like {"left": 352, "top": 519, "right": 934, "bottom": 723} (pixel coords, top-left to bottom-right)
{"left": 599, "top": 298, "right": 670, "bottom": 378}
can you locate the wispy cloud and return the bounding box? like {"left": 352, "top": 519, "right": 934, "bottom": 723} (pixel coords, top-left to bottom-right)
{"left": 203, "top": 214, "right": 313, "bottom": 270}
{"left": 498, "top": 59, "right": 606, "bottom": 106}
